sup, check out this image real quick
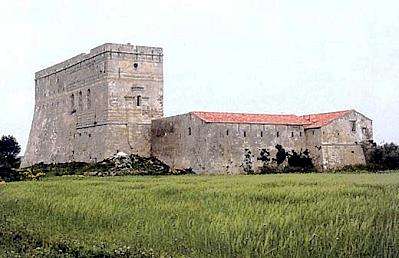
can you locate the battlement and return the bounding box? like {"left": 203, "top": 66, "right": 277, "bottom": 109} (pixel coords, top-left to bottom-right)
{"left": 36, "top": 43, "right": 163, "bottom": 79}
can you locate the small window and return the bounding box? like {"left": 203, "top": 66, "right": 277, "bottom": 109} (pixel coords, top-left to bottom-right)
{"left": 137, "top": 95, "right": 142, "bottom": 106}
{"left": 243, "top": 131, "right": 247, "bottom": 137}
{"left": 188, "top": 127, "right": 192, "bottom": 136}
{"left": 134, "top": 63, "right": 138, "bottom": 69}
{"left": 78, "top": 91, "right": 83, "bottom": 110}
{"left": 277, "top": 132, "right": 280, "bottom": 137}
{"left": 70, "top": 94, "right": 75, "bottom": 110}
{"left": 226, "top": 130, "right": 229, "bottom": 136}
{"left": 351, "top": 121, "right": 356, "bottom": 132}
{"left": 300, "top": 132, "right": 302, "bottom": 137}
{"left": 337, "top": 132, "right": 340, "bottom": 136}
{"left": 260, "top": 131, "right": 263, "bottom": 137}
{"left": 362, "top": 127, "right": 367, "bottom": 134}
{"left": 312, "top": 130, "right": 315, "bottom": 135}
{"left": 87, "top": 89, "right": 91, "bottom": 109}
{"left": 291, "top": 132, "right": 294, "bottom": 137}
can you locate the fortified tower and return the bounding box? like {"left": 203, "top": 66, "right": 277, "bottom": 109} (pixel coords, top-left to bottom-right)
{"left": 22, "top": 43, "right": 163, "bottom": 167}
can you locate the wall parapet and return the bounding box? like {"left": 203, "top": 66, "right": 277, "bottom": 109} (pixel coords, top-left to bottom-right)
{"left": 35, "top": 43, "right": 163, "bottom": 80}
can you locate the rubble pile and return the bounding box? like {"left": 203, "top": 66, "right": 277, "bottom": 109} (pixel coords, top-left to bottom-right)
{"left": 16, "top": 152, "right": 193, "bottom": 180}
{"left": 89, "top": 152, "right": 187, "bottom": 176}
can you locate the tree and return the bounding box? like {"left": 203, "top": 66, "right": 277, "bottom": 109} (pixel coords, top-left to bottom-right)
{"left": 0, "top": 135, "right": 21, "bottom": 169}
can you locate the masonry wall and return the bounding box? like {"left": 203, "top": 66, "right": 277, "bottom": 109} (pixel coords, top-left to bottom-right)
{"left": 151, "top": 113, "right": 307, "bottom": 174}
{"left": 318, "top": 110, "right": 372, "bottom": 169}
{"left": 22, "top": 43, "right": 163, "bottom": 167}
{"left": 304, "top": 128, "right": 323, "bottom": 169}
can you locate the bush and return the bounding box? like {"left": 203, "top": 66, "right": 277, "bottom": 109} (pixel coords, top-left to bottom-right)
{"left": 363, "top": 142, "right": 399, "bottom": 171}
{"left": 0, "top": 135, "right": 21, "bottom": 170}
{"left": 286, "top": 149, "right": 315, "bottom": 172}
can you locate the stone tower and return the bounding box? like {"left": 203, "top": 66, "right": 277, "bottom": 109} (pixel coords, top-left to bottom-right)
{"left": 22, "top": 43, "right": 163, "bottom": 167}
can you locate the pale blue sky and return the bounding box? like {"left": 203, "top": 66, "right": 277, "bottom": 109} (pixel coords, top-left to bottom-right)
{"left": 0, "top": 0, "right": 398, "bottom": 152}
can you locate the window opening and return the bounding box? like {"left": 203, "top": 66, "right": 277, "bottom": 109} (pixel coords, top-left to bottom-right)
{"left": 70, "top": 94, "right": 75, "bottom": 111}
{"left": 351, "top": 121, "right": 356, "bottom": 132}
{"left": 87, "top": 89, "right": 91, "bottom": 109}
{"left": 78, "top": 91, "right": 83, "bottom": 110}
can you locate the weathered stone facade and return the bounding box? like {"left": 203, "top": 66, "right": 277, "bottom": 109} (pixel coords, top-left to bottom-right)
{"left": 304, "top": 111, "right": 373, "bottom": 170}
{"left": 23, "top": 43, "right": 373, "bottom": 173}
{"left": 151, "top": 110, "right": 373, "bottom": 173}
{"left": 22, "top": 43, "right": 163, "bottom": 167}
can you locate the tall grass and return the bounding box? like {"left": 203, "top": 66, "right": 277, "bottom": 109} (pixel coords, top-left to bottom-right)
{"left": 1, "top": 173, "right": 399, "bottom": 257}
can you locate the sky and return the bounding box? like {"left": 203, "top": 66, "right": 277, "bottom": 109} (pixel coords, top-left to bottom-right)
{"left": 0, "top": 0, "right": 398, "bottom": 153}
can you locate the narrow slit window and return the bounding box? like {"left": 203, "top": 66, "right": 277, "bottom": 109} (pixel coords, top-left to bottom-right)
{"left": 291, "top": 132, "right": 294, "bottom": 137}
{"left": 78, "top": 91, "right": 83, "bottom": 110}
{"left": 226, "top": 130, "right": 229, "bottom": 136}
{"left": 188, "top": 127, "right": 192, "bottom": 136}
{"left": 277, "top": 131, "right": 280, "bottom": 137}
{"left": 87, "top": 89, "right": 91, "bottom": 109}
{"left": 137, "top": 95, "right": 142, "bottom": 106}
{"left": 300, "top": 132, "right": 302, "bottom": 137}
{"left": 260, "top": 131, "right": 263, "bottom": 137}
{"left": 243, "top": 131, "right": 247, "bottom": 137}
{"left": 70, "top": 94, "right": 75, "bottom": 111}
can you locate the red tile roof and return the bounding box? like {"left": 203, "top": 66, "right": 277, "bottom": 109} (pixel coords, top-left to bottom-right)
{"left": 300, "top": 110, "right": 350, "bottom": 128}
{"left": 192, "top": 112, "right": 311, "bottom": 126}
{"left": 192, "top": 110, "right": 351, "bottom": 128}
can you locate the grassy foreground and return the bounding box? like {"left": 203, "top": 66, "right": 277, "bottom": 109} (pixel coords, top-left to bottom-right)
{"left": 1, "top": 173, "right": 399, "bottom": 257}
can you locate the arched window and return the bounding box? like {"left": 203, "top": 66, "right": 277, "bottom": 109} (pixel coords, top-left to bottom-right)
{"left": 70, "top": 94, "right": 75, "bottom": 110}
{"left": 78, "top": 91, "right": 83, "bottom": 110}
{"left": 87, "top": 89, "right": 91, "bottom": 109}
{"left": 137, "top": 95, "right": 142, "bottom": 106}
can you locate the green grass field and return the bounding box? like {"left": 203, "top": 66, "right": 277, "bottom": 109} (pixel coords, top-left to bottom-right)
{"left": 1, "top": 173, "right": 399, "bottom": 257}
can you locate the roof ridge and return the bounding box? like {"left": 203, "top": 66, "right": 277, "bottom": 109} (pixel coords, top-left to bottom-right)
{"left": 191, "top": 111, "right": 298, "bottom": 116}
{"left": 301, "top": 109, "right": 351, "bottom": 117}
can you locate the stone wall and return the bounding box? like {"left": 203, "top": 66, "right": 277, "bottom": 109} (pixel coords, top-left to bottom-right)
{"left": 304, "top": 128, "right": 323, "bottom": 169}
{"left": 318, "top": 110, "right": 373, "bottom": 169}
{"left": 22, "top": 43, "right": 163, "bottom": 167}
{"left": 151, "top": 113, "right": 307, "bottom": 174}
{"left": 151, "top": 110, "right": 373, "bottom": 173}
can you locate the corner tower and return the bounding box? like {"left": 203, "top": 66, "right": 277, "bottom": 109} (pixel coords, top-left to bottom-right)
{"left": 22, "top": 43, "right": 163, "bottom": 167}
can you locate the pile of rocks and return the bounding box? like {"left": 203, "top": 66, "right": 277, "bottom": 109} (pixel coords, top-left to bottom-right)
{"left": 86, "top": 152, "right": 191, "bottom": 176}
